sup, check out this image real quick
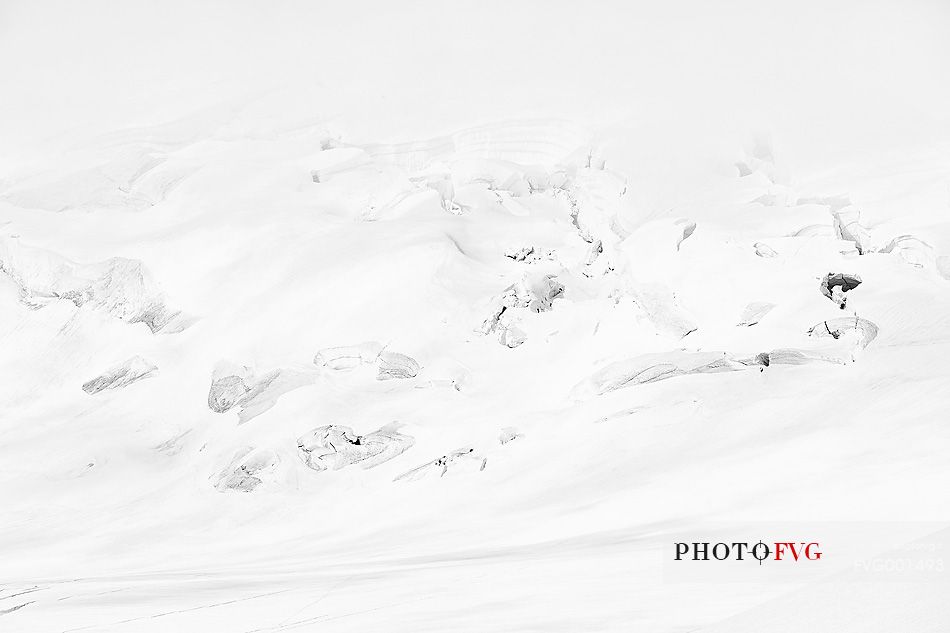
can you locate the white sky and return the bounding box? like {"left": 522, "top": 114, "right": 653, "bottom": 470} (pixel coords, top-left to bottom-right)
{"left": 2, "top": 0, "right": 949, "bottom": 167}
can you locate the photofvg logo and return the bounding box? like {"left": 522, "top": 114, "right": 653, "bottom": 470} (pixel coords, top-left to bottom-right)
{"left": 663, "top": 523, "right": 949, "bottom": 584}
{"left": 674, "top": 541, "right": 822, "bottom": 564}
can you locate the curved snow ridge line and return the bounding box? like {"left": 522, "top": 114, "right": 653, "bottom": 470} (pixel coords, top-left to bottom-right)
{"left": 0, "top": 237, "right": 186, "bottom": 333}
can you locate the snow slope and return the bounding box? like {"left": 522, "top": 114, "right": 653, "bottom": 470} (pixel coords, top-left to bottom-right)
{"left": 2, "top": 1, "right": 950, "bottom": 631}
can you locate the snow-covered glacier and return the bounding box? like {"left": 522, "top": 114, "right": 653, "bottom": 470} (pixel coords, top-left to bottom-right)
{"left": 2, "top": 1, "right": 950, "bottom": 631}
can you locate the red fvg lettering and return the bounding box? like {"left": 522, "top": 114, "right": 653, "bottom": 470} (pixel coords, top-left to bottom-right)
{"left": 774, "top": 542, "right": 822, "bottom": 561}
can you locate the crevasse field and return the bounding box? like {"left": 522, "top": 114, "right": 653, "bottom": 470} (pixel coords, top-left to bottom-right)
{"left": 2, "top": 1, "right": 949, "bottom": 631}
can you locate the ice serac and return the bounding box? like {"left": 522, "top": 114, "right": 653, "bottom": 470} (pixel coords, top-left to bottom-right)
{"left": 819, "top": 273, "right": 863, "bottom": 310}
{"left": 478, "top": 272, "right": 565, "bottom": 346}
{"left": 0, "top": 237, "right": 184, "bottom": 333}
{"left": 376, "top": 352, "right": 420, "bottom": 380}
{"left": 807, "top": 317, "right": 879, "bottom": 349}
{"left": 207, "top": 363, "right": 253, "bottom": 413}
{"left": 297, "top": 423, "right": 414, "bottom": 472}
{"left": 82, "top": 356, "right": 158, "bottom": 394}
{"left": 829, "top": 206, "right": 874, "bottom": 254}
{"left": 207, "top": 362, "right": 315, "bottom": 423}
{"left": 212, "top": 447, "right": 280, "bottom": 492}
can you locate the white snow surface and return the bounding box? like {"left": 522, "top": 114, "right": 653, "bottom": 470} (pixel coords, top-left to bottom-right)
{"left": 2, "top": 1, "right": 950, "bottom": 631}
